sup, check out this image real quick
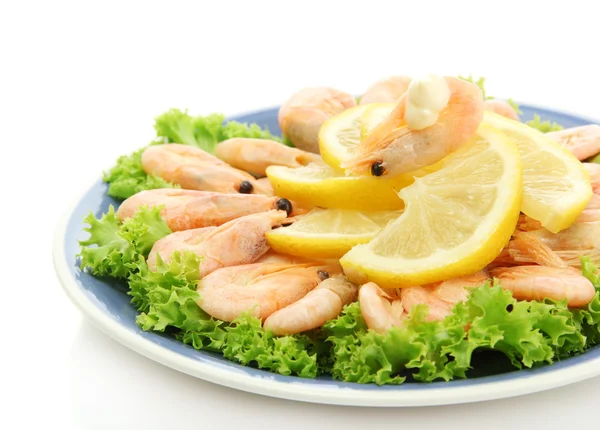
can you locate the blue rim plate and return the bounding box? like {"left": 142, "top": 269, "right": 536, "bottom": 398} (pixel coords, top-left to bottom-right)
{"left": 53, "top": 103, "right": 600, "bottom": 407}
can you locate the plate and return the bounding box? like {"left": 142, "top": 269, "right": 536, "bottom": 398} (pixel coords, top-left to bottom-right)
{"left": 53, "top": 103, "right": 600, "bottom": 407}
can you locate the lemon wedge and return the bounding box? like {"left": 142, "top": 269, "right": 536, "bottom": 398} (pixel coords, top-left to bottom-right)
{"left": 266, "top": 208, "right": 402, "bottom": 259}
{"left": 266, "top": 163, "right": 420, "bottom": 211}
{"left": 340, "top": 124, "right": 523, "bottom": 288}
{"left": 483, "top": 111, "right": 592, "bottom": 233}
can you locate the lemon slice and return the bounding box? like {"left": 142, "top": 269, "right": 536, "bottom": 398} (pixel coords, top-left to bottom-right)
{"left": 340, "top": 124, "right": 523, "bottom": 288}
{"left": 483, "top": 111, "right": 592, "bottom": 233}
{"left": 359, "top": 103, "right": 396, "bottom": 138}
{"left": 319, "top": 104, "right": 392, "bottom": 168}
{"left": 318, "top": 102, "right": 442, "bottom": 180}
{"left": 266, "top": 163, "right": 421, "bottom": 211}
{"left": 266, "top": 208, "right": 402, "bottom": 258}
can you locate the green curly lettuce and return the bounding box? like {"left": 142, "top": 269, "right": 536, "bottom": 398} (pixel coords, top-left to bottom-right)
{"left": 458, "top": 75, "right": 574, "bottom": 131}
{"left": 452, "top": 282, "right": 578, "bottom": 369}
{"left": 322, "top": 263, "right": 600, "bottom": 385}
{"left": 571, "top": 259, "right": 600, "bottom": 346}
{"left": 459, "top": 75, "right": 522, "bottom": 117}
{"left": 154, "top": 110, "right": 226, "bottom": 150}
{"left": 222, "top": 314, "right": 318, "bottom": 377}
{"left": 78, "top": 205, "right": 171, "bottom": 279}
{"left": 507, "top": 98, "right": 523, "bottom": 115}
{"left": 128, "top": 251, "right": 199, "bottom": 314}
{"left": 526, "top": 114, "right": 564, "bottom": 132}
{"left": 458, "top": 74, "right": 490, "bottom": 100}
{"left": 155, "top": 109, "right": 284, "bottom": 152}
{"left": 132, "top": 250, "right": 228, "bottom": 351}
{"left": 220, "top": 120, "right": 285, "bottom": 145}
{"left": 103, "top": 146, "right": 178, "bottom": 199}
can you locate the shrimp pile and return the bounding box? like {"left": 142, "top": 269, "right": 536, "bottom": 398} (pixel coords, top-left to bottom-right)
{"left": 114, "top": 73, "right": 600, "bottom": 339}
{"left": 119, "top": 135, "right": 352, "bottom": 335}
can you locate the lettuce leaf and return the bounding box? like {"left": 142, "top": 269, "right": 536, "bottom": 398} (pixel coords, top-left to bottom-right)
{"left": 322, "top": 269, "right": 600, "bottom": 385}
{"left": 155, "top": 109, "right": 225, "bottom": 149}
{"left": 133, "top": 250, "right": 228, "bottom": 351}
{"left": 323, "top": 302, "right": 468, "bottom": 385}
{"left": 458, "top": 74, "right": 490, "bottom": 100}
{"left": 526, "top": 114, "right": 564, "bottom": 132}
{"left": 78, "top": 205, "right": 171, "bottom": 279}
{"left": 155, "top": 108, "right": 283, "bottom": 153}
{"left": 222, "top": 314, "right": 318, "bottom": 377}
{"left": 459, "top": 75, "right": 572, "bottom": 130}
{"left": 103, "top": 146, "right": 178, "bottom": 199}
{"left": 128, "top": 251, "right": 199, "bottom": 313}
{"left": 507, "top": 98, "right": 523, "bottom": 115}
{"left": 571, "top": 258, "right": 600, "bottom": 347}
{"left": 78, "top": 206, "right": 134, "bottom": 278}
{"left": 456, "top": 283, "right": 555, "bottom": 368}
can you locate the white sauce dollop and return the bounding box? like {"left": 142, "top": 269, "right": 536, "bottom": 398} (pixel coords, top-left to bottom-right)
{"left": 404, "top": 74, "right": 451, "bottom": 130}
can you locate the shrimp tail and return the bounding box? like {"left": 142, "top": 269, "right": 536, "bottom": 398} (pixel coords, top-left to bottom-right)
{"left": 510, "top": 231, "right": 568, "bottom": 268}
{"left": 554, "top": 248, "right": 600, "bottom": 269}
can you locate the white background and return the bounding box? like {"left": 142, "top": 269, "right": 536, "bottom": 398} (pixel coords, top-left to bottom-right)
{"left": 3, "top": 1, "right": 600, "bottom": 429}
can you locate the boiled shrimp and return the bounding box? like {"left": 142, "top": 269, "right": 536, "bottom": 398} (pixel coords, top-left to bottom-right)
{"left": 585, "top": 162, "right": 600, "bottom": 193}
{"left": 491, "top": 189, "right": 600, "bottom": 269}
{"left": 255, "top": 249, "right": 317, "bottom": 265}
{"left": 489, "top": 266, "right": 595, "bottom": 308}
{"left": 359, "top": 76, "right": 412, "bottom": 105}
{"left": 141, "top": 144, "right": 271, "bottom": 195}
{"left": 117, "top": 188, "right": 297, "bottom": 231}
{"left": 358, "top": 282, "right": 405, "bottom": 334}
{"left": 492, "top": 221, "right": 600, "bottom": 270}
{"left": 547, "top": 125, "right": 600, "bottom": 161}
{"left": 197, "top": 261, "right": 341, "bottom": 322}
{"left": 483, "top": 99, "right": 520, "bottom": 121}
{"left": 342, "top": 75, "right": 484, "bottom": 176}
{"left": 263, "top": 275, "right": 358, "bottom": 336}
{"left": 278, "top": 87, "right": 356, "bottom": 153}
{"left": 255, "top": 177, "right": 274, "bottom": 196}
{"left": 401, "top": 270, "right": 490, "bottom": 321}
{"left": 147, "top": 210, "right": 288, "bottom": 276}
{"left": 214, "top": 138, "right": 323, "bottom": 177}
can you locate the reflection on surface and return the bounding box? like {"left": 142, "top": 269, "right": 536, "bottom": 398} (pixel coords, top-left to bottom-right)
{"left": 70, "top": 320, "right": 600, "bottom": 430}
